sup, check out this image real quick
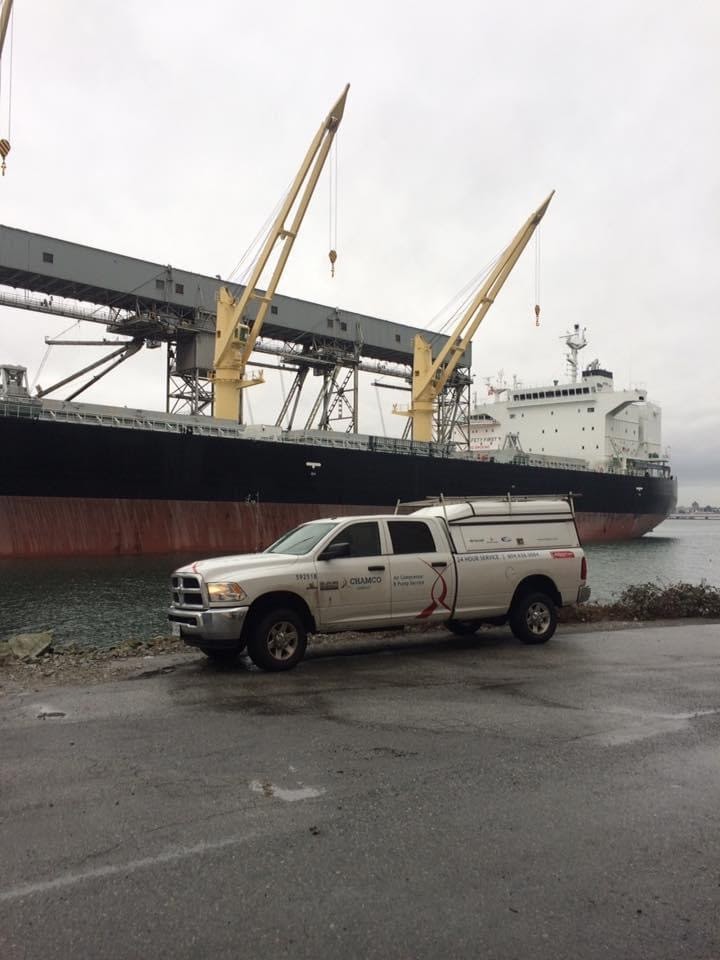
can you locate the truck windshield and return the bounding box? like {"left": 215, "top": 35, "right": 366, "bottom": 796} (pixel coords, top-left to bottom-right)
{"left": 265, "top": 521, "right": 339, "bottom": 556}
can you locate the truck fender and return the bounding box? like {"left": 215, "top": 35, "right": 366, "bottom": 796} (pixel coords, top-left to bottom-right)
{"left": 510, "top": 575, "right": 562, "bottom": 610}
{"left": 244, "top": 591, "right": 317, "bottom": 637}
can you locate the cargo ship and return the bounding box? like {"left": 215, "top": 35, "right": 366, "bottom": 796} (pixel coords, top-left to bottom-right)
{"left": 0, "top": 325, "right": 676, "bottom": 557}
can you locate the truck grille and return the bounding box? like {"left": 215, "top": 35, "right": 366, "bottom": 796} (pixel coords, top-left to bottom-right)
{"left": 171, "top": 574, "right": 204, "bottom": 609}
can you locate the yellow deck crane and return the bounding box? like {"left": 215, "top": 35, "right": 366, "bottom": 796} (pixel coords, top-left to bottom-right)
{"left": 397, "top": 191, "right": 554, "bottom": 442}
{"left": 212, "top": 84, "right": 350, "bottom": 422}
{"left": 0, "top": 0, "right": 14, "bottom": 174}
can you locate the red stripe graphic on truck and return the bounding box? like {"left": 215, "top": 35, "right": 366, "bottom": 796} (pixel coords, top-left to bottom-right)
{"left": 416, "top": 560, "right": 452, "bottom": 619}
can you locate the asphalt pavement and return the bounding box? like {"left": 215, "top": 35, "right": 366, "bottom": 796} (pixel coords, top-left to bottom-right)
{"left": 1, "top": 622, "right": 719, "bottom": 959}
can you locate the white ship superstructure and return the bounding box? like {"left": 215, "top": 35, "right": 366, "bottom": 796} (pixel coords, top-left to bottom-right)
{"left": 467, "top": 326, "right": 667, "bottom": 477}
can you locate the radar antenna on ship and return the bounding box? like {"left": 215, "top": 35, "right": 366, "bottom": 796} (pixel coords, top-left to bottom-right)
{"left": 562, "top": 323, "right": 587, "bottom": 383}
{"left": 484, "top": 370, "right": 509, "bottom": 400}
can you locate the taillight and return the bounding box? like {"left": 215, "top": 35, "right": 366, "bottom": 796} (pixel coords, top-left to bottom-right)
{"left": 581, "top": 556, "right": 588, "bottom": 581}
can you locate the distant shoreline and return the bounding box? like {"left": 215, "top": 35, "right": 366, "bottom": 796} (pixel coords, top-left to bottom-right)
{"left": 668, "top": 514, "right": 720, "bottom": 520}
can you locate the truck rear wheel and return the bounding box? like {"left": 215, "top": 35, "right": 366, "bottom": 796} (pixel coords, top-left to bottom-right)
{"left": 509, "top": 592, "right": 557, "bottom": 645}
{"left": 246, "top": 608, "right": 307, "bottom": 671}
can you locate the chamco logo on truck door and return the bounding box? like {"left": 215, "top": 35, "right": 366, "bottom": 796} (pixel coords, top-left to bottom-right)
{"left": 350, "top": 575, "right": 382, "bottom": 588}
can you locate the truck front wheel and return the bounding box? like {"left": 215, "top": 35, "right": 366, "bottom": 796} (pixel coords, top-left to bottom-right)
{"left": 509, "top": 592, "right": 557, "bottom": 645}
{"left": 247, "top": 608, "right": 307, "bottom": 671}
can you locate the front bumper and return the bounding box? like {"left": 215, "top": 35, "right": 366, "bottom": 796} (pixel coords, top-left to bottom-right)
{"left": 168, "top": 605, "right": 249, "bottom": 647}
{"left": 577, "top": 585, "right": 592, "bottom": 604}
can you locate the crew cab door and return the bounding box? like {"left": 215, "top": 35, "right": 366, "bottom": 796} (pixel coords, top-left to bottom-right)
{"left": 385, "top": 519, "right": 456, "bottom": 625}
{"left": 313, "top": 520, "right": 393, "bottom": 630}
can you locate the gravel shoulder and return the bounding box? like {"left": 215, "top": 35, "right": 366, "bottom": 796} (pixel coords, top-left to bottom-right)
{"left": 2, "top": 618, "right": 718, "bottom": 696}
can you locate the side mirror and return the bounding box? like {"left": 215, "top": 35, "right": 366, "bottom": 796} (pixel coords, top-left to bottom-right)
{"left": 318, "top": 541, "right": 350, "bottom": 561}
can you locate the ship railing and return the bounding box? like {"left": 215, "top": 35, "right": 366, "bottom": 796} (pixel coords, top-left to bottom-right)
{"left": 0, "top": 398, "right": 42, "bottom": 420}
{"left": 0, "top": 400, "right": 675, "bottom": 478}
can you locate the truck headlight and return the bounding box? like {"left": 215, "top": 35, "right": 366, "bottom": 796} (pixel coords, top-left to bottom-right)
{"left": 207, "top": 582, "right": 247, "bottom": 603}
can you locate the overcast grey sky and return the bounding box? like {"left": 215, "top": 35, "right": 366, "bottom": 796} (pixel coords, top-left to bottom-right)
{"left": 0, "top": 0, "right": 718, "bottom": 504}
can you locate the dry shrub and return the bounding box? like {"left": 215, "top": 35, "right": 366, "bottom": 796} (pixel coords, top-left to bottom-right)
{"left": 560, "top": 580, "right": 720, "bottom": 623}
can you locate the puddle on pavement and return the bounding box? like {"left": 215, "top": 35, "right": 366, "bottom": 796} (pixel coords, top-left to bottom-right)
{"left": 581, "top": 708, "right": 720, "bottom": 746}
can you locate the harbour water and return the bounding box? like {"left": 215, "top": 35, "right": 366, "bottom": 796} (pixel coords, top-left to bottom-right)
{"left": 1, "top": 519, "right": 718, "bottom": 650}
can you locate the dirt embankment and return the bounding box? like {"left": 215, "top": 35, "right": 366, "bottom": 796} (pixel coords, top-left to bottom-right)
{"left": 2, "top": 582, "right": 719, "bottom": 695}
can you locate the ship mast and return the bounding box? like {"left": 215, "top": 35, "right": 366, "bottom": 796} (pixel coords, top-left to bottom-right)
{"left": 562, "top": 323, "right": 587, "bottom": 383}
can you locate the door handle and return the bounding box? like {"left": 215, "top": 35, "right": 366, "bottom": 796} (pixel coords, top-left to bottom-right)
{"left": 431, "top": 561, "right": 447, "bottom": 568}
{"left": 368, "top": 565, "right": 385, "bottom": 571}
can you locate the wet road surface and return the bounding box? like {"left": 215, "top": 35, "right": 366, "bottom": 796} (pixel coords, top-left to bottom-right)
{"left": 1, "top": 623, "right": 719, "bottom": 959}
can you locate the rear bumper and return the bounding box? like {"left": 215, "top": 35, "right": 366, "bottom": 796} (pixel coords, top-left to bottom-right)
{"left": 168, "top": 605, "right": 249, "bottom": 647}
{"left": 577, "top": 585, "right": 591, "bottom": 604}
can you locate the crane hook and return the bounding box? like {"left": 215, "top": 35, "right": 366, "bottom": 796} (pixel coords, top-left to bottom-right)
{"left": 534, "top": 303, "right": 540, "bottom": 327}
{"left": 328, "top": 248, "right": 337, "bottom": 278}
{"left": 0, "top": 139, "right": 10, "bottom": 176}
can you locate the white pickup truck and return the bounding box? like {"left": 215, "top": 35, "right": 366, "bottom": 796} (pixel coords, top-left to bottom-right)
{"left": 168, "top": 496, "right": 590, "bottom": 671}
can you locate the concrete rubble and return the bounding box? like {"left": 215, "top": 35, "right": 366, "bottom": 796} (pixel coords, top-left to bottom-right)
{"left": 6, "top": 631, "right": 54, "bottom": 660}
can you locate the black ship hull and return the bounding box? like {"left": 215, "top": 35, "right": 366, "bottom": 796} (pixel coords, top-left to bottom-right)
{"left": 0, "top": 415, "right": 677, "bottom": 557}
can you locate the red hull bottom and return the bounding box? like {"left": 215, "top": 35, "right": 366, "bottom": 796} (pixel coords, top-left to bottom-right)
{"left": 0, "top": 496, "right": 669, "bottom": 559}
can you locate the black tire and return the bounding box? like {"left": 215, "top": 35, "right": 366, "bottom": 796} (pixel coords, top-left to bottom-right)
{"left": 201, "top": 647, "right": 242, "bottom": 665}
{"left": 246, "top": 608, "right": 307, "bottom": 671}
{"left": 509, "top": 591, "right": 557, "bottom": 645}
{"left": 446, "top": 620, "right": 482, "bottom": 636}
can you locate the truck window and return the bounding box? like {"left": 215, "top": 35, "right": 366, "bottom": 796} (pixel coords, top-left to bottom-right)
{"left": 328, "top": 521, "right": 381, "bottom": 558}
{"left": 266, "top": 521, "right": 339, "bottom": 555}
{"left": 387, "top": 520, "right": 437, "bottom": 554}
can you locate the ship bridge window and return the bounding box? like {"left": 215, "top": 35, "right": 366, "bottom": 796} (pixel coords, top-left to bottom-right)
{"left": 562, "top": 389, "right": 568, "bottom": 396}
{"left": 539, "top": 392, "right": 546, "bottom": 398}
{"left": 532, "top": 392, "right": 538, "bottom": 399}
{"left": 42, "top": 251, "right": 54, "bottom": 264}
{"left": 583, "top": 387, "right": 590, "bottom": 394}
{"left": 588, "top": 407, "right": 595, "bottom": 413}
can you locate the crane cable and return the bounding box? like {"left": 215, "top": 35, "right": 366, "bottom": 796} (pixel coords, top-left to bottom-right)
{"left": 534, "top": 224, "right": 541, "bottom": 327}
{"left": 0, "top": 0, "right": 14, "bottom": 175}
{"left": 225, "top": 180, "right": 294, "bottom": 288}
{"left": 328, "top": 135, "right": 338, "bottom": 277}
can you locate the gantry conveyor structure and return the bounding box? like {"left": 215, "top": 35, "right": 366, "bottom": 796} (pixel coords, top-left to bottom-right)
{"left": 0, "top": 224, "right": 472, "bottom": 437}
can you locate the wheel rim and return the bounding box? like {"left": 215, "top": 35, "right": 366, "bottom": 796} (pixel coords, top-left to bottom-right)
{"left": 526, "top": 601, "right": 551, "bottom": 636}
{"left": 266, "top": 621, "right": 299, "bottom": 661}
